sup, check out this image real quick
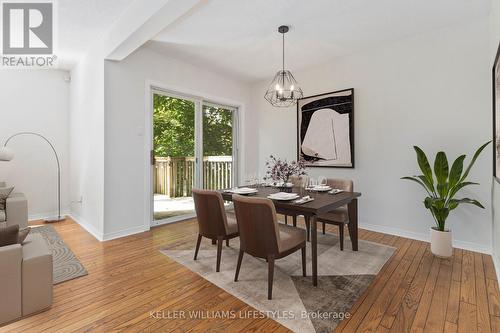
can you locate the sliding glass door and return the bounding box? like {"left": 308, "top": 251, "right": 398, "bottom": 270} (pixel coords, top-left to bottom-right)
{"left": 151, "top": 89, "right": 238, "bottom": 225}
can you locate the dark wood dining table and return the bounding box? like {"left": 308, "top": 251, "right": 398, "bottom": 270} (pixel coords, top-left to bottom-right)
{"left": 220, "top": 186, "right": 361, "bottom": 286}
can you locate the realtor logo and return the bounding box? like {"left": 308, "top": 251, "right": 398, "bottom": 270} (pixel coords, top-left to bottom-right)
{"left": 2, "top": 2, "right": 53, "bottom": 54}
{"left": 1, "top": 1, "right": 56, "bottom": 67}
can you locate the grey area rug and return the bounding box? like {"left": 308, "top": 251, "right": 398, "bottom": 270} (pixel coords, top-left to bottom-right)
{"left": 30, "top": 225, "right": 88, "bottom": 284}
{"left": 161, "top": 231, "right": 395, "bottom": 333}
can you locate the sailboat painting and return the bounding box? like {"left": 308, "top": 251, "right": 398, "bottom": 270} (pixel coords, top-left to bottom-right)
{"left": 297, "top": 89, "right": 354, "bottom": 168}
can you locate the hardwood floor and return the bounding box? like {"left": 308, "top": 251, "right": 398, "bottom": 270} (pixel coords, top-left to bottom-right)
{"left": 1, "top": 217, "right": 498, "bottom": 333}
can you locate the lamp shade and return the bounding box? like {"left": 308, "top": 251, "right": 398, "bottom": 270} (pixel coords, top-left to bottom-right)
{"left": 0, "top": 147, "right": 14, "bottom": 161}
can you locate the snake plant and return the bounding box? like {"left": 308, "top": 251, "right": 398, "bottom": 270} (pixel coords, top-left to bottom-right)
{"left": 402, "top": 141, "right": 491, "bottom": 232}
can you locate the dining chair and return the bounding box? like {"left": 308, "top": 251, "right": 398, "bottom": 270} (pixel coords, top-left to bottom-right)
{"left": 317, "top": 179, "right": 354, "bottom": 251}
{"left": 192, "top": 188, "right": 239, "bottom": 272}
{"left": 232, "top": 194, "right": 306, "bottom": 300}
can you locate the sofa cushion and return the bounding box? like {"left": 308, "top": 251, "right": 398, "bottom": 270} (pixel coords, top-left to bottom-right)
{"left": 0, "top": 186, "right": 14, "bottom": 210}
{"left": 0, "top": 225, "right": 19, "bottom": 247}
{"left": 0, "top": 210, "right": 5, "bottom": 222}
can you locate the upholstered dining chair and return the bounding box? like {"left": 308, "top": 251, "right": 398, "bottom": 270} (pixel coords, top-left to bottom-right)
{"left": 232, "top": 195, "right": 306, "bottom": 300}
{"left": 192, "top": 188, "right": 239, "bottom": 272}
{"left": 317, "top": 179, "right": 354, "bottom": 251}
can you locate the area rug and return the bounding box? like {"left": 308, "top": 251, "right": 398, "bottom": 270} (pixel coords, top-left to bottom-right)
{"left": 30, "top": 225, "right": 88, "bottom": 284}
{"left": 161, "top": 231, "right": 395, "bottom": 333}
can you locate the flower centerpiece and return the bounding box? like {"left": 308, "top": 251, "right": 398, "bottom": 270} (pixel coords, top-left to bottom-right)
{"left": 264, "top": 155, "right": 306, "bottom": 192}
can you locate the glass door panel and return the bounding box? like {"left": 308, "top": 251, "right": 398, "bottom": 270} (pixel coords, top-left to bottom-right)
{"left": 152, "top": 93, "right": 196, "bottom": 221}
{"left": 202, "top": 103, "right": 235, "bottom": 190}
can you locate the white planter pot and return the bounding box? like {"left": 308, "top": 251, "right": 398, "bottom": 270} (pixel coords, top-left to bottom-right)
{"left": 430, "top": 227, "right": 452, "bottom": 258}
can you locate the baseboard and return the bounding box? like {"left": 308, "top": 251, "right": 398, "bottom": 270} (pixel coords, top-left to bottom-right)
{"left": 359, "top": 222, "right": 492, "bottom": 254}
{"left": 493, "top": 253, "right": 500, "bottom": 283}
{"left": 67, "top": 213, "right": 148, "bottom": 242}
{"left": 101, "top": 225, "right": 149, "bottom": 241}
{"left": 67, "top": 213, "right": 104, "bottom": 241}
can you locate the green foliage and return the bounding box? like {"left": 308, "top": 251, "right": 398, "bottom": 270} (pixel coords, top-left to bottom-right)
{"left": 153, "top": 95, "right": 233, "bottom": 157}
{"left": 202, "top": 105, "right": 233, "bottom": 156}
{"left": 154, "top": 94, "right": 195, "bottom": 157}
{"left": 401, "top": 141, "right": 490, "bottom": 231}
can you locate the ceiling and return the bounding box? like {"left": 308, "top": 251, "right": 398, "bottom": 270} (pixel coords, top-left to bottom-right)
{"left": 150, "top": 0, "right": 490, "bottom": 82}
{"left": 58, "top": 0, "right": 135, "bottom": 68}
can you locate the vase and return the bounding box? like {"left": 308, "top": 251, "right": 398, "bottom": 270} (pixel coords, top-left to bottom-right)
{"left": 278, "top": 178, "right": 293, "bottom": 192}
{"left": 278, "top": 185, "right": 293, "bottom": 193}
{"left": 430, "top": 227, "right": 452, "bottom": 258}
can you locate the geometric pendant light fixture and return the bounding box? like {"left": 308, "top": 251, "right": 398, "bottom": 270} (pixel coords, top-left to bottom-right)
{"left": 264, "top": 25, "right": 304, "bottom": 107}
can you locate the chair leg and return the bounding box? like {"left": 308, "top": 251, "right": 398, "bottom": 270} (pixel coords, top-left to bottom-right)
{"left": 322, "top": 222, "right": 326, "bottom": 234}
{"left": 301, "top": 247, "right": 306, "bottom": 277}
{"left": 216, "top": 237, "right": 223, "bottom": 272}
{"left": 293, "top": 215, "right": 297, "bottom": 227}
{"left": 339, "top": 224, "right": 344, "bottom": 251}
{"left": 212, "top": 239, "right": 216, "bottom": 245}
{"left": 226, "top": 239, "right": 229, "bottom": 247}
{"left": 305, "top": 217, "right": 310, "bottom": 242}
{"left": 285, "top": 215, "right": 288, "bottom": 225}
{"left": 268, "top": 255, "right": 275, "bottom": 300}
{"left": 194, "top": 234, "right": 202, "bottom": 260}
{"left": 234, "top": 250, "right": 244, "bottom": 282}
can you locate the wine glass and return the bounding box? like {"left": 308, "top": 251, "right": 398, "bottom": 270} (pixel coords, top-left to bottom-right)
{"left": 309, "top": 178, "right": 317, "bottom": 189}
{"left": 319, "top": 176, "right": 327, "bottom": 186}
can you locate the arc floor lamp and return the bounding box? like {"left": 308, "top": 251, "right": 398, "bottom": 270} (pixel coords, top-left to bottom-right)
{"left": 0, "top": 132, "right": 64, "bottom": 222}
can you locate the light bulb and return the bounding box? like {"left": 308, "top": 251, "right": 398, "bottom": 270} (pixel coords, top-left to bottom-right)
{"left": 275, "top": 84, "right": 280, "bottom": 91}
{"left": 290, "top": 85, "right": 294, "bottom": 91}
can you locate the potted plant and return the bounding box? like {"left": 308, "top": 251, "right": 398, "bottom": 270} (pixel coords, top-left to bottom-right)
{"left": 264, "top": 155, "right": 306, "bottom": 192}
{"left": 402, "top": 141, "right": 490, "bottom": 258}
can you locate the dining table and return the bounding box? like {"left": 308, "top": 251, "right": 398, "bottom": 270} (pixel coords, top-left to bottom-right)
{"left": 220, "top": 186, "right": 362, "bottom": 286}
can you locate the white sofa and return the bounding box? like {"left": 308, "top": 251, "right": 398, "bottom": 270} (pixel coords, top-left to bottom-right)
{"left": 0, "top": 233, "right": 53, "bottom": 325}
{"left": 0, "top": 182, "right": 28, "bottom": 229}
{"left": 0, "top": 182, "right": 53, "bottom": 326}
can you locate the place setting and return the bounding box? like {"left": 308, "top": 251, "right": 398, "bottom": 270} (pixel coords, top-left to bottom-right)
{"left": 305, "top": 177, "right": 344, "bottom": 195}
{"left": 223, "top": 187, "right": 259, "bottom": 195}
{"left": 267, "top": 192, "right": 314, "bottom": 204}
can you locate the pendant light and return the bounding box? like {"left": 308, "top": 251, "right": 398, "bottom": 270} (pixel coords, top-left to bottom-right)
{"left": 264, "top": 25, "right": 303, "bottom": 107}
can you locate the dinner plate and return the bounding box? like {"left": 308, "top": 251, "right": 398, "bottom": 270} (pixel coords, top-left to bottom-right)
{"left": 267, "top": 193, "right": 300, "bottom": 201}
{"left": 307, "top": 185, "right": 332, "bottom": 192}
{"left": 230, "top": 187, "right": 258, "bottom": 194}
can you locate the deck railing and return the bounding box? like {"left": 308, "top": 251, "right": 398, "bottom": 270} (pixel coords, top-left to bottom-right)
{"left": 154, "top": 156, "right": 233, "bottom": 197}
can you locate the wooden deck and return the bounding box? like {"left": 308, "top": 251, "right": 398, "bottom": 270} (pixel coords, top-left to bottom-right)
{"left": 1, "top": 217, "right": 498, "bottom": 332}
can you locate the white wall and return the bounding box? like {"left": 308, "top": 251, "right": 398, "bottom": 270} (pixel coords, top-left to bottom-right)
{"left": 0, "top": 70, "right": 70, "bottom": 220}
{"left": 253, "top": 20, "right": 492, "bottom": 253}
{"left": 69, "top": 47, "right": 106, "bottom": 239}
{"left": 102, "top": 46, "right": 256, "bottom": 239}
{"left": 490, "top": 0, "right": 500, "bottom": 276}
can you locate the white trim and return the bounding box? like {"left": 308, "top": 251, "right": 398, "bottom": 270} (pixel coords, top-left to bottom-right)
{"left": 68, "top": 213, "right": 149, "bottom": 242}
{"left": 67, "top": 213, "right": 104, "bottom": 241}
{"left": 359, "top": 222, "right": 492, "bottom": 254}
{"left": 493, "top": 253, "right": 500, "bottom": 284}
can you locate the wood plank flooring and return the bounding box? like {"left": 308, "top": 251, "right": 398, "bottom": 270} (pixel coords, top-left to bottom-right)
{"left": 0, "top": 217, "right": 498, "bottom": 333}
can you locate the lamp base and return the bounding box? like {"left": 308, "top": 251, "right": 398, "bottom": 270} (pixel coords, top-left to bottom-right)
{"left": 44, "top": 216, "right": 66, "bottom": 223}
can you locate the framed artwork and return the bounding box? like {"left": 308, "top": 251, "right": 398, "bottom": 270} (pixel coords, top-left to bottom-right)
{"left": 297, "top": 88, "right": 354, "bottom": 168}
{"left": 494, "top": 42, "right": 500, "bottom": 181}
